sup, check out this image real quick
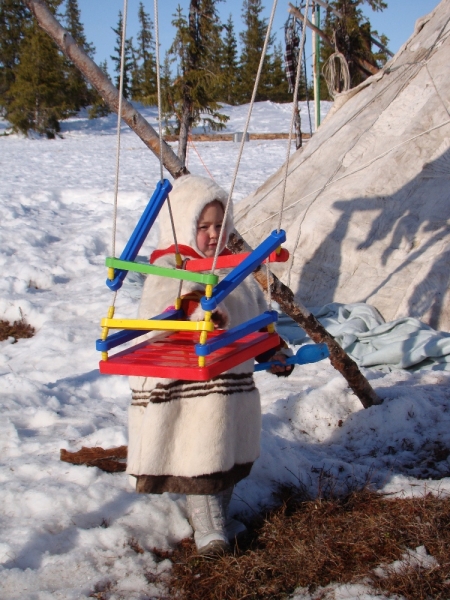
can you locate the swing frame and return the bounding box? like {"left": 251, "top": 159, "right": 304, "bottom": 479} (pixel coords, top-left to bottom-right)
{"left": 97, "top": 182, "right": 288, "bottom": 379}
{"left": 96, "top": 0, "right": 304, "bottom": 381}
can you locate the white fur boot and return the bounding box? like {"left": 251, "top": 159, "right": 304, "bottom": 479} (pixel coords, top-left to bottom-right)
{"left": 186, "top": 493, "right": 230, "bottom": 556}
{"left": 221, "top": 487, "right": 247, "bottom": 543}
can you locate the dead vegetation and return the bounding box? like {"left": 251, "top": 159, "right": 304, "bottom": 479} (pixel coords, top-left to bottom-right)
{"left": 167, "top": 487, "right": 450, "bottom": 600}
{"left": 0, "top": 316, "right": 35, "bottom": 342}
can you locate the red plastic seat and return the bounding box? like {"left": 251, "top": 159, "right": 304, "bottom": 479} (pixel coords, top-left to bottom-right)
{"left": 99, "top": 329, "right": 280, "bottom": 381}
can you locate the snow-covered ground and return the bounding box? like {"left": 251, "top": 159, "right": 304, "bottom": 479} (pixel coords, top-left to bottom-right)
{"left": 1, "top": 102, "right": 450, "bottom": 600}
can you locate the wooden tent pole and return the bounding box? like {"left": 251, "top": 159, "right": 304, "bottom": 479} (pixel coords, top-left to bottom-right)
{"left": 288, "top": 3, "right": 379, "bottom": 77}
{"left": 313, "top": 0, "right": 394, "bottom": 57}
{"left": 25, "top": 0, "right": 381, "bottom": 409}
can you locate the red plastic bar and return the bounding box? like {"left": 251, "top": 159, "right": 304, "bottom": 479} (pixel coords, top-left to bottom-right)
{"left": 184, "top": 248, "right": 289, "bottom": 272}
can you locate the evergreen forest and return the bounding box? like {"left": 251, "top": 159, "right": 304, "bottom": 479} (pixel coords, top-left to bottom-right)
{"left": 0, "top": 0, "right": 388, "bottom": 138}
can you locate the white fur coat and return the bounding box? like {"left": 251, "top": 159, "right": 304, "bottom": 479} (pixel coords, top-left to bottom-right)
{"left": 127, "top": 175, "right": 268, "bottom": 494}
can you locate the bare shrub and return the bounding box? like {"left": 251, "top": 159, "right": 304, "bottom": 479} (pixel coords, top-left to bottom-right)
{"left": 0, "top": 316, "right": 35, "bottom": 342}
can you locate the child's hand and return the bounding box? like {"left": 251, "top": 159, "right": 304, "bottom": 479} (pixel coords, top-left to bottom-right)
{"left": 211, "top": 310, "right": 228, "bottom": 329}
{"left": 269, "top": 352, "right": 294, "bottom": 376}
{"left": 190, "top": 302, "right": 229, "bottom": 330}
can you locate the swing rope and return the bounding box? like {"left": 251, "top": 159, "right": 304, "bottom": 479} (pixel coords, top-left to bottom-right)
{"left": 277, "top": 0, "right": 310, "bottom": 234}
{"left": 211, "top": 0, "right": 279, "bottom": 275}
{"left": 153, "top": 0, "right": 164, "bottom": 183}
{"left": 100, "top": 0, "right": 129, "bottom": 350}
{"left": 153, "top": 0, "right": 181, "bottom": 263}
{"left": 111, "top": 0, "right": 129, "bottom": 262}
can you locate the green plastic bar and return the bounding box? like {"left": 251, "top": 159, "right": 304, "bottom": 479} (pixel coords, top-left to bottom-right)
{"left": 105, "top": 257, "right": 219, "bottom": 285}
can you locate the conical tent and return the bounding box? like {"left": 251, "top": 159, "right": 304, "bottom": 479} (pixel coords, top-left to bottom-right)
{"left": 235, "top": 0, "right": 450, "bottom": 331}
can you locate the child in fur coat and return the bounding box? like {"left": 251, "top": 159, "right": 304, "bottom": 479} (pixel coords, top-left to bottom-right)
{"left": 127, "top": 174, "right": 291, "bottom": 555}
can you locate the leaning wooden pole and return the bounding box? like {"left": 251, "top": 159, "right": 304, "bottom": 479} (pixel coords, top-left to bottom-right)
{"left": 26, "top": 0, "right": 381, "bottom": 409}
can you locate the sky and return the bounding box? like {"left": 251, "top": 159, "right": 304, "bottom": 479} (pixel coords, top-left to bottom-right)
{"left": 77, "top": 0, "right": 441, "bottom": 77}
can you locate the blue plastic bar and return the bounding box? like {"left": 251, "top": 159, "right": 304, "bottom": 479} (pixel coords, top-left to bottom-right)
{"left": 201, "top": 230, "right": 286, "bottom": 311}
{"left": 195, "top": 310, "right": 278, "bottom": 357}
{"left": 106, "top": 179, "right": 172, "bottom": 291}
{"left": 254, "top": 343, "right": 329, "bottom": 371}
{"left": 96, "top": 308, "right": 183, "bottom": 352}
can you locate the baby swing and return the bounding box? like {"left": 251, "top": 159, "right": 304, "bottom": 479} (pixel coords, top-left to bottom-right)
{"left": 96, "top": 0, "right": 316, "bottom": 381}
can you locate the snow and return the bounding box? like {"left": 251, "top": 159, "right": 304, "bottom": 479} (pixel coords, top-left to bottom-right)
{"left": 1, "top": 102, "right": 450, "bottom": 599}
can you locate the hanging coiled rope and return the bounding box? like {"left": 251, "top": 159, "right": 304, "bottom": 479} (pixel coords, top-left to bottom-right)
{"left": 322, "top": 51, "right": 350, "bottom": 97}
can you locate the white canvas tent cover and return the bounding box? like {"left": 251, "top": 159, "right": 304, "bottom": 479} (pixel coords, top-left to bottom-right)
{"left": 235, "top": 0, "right": 450, "bottom": 331}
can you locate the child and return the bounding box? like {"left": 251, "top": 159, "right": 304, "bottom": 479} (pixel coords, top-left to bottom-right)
{"left": 127, "top": 175, "right": 291, "bottom": 555}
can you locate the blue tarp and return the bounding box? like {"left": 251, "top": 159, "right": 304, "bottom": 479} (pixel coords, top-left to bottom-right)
{"left": 276, "top": 303, "right": 450, "bottom": 372}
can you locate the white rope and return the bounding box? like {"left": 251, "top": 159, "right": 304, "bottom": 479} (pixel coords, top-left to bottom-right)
{"left": 211, "top": 0, "right": 279, "bottom": 274}
{"left": 111, "top": 0, "right": 129, "bottom": 259}
{"left": 240, "top": 117, "right": 450, "bottom": 236}
{"left": 277, "top": 0, "right": 310, "bottom": 234}
{"left": 153, "top": 0, "right": 180, "bottom": 257}
{"left": 322, "top": 52, "right": 350, "bottom": 98}
{"left": 153, "top": 0, "right": 164, "bottom": 182}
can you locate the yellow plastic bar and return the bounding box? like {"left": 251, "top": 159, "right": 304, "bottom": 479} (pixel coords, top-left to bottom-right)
{"left": 197, "top": 309, "right": 213, "bottom": 367}
{"left": 100, "top": 305, "right": 115, "bottom": 361}
{"left": 101, "top": 317, "right": 215, "bottom": 333}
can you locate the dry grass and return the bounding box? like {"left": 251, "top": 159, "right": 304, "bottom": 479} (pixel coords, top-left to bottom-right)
{"left": 0, "top": 316, "right": 35, "bottom": 342}
{"left": 167, "top": 487, "right": 450, "bottom": 600}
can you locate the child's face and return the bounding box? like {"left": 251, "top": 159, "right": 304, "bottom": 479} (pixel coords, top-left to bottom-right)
{"left": 196, "top": 201, "right": 225, "bottom": 257}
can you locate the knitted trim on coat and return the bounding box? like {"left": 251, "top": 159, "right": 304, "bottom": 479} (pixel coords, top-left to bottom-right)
{"left": 133, "top": 462, "right": 253, "bottom": 494}
{"left": 131, "top": 372, "right": 256, "bottom": 405}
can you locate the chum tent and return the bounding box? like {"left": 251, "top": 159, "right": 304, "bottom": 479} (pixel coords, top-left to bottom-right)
{"left": 235, "top": 0, "right": 450, "bottom": 331}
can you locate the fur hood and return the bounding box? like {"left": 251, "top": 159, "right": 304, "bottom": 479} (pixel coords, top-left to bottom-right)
{"left": 158, "top": 175, "right": 234, "bottom": 257}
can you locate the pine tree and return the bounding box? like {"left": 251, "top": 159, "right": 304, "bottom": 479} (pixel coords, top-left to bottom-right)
{"left": 111, "top": 11, "right": 134, "bottom": 99}
{"left": 159, "top": 51, "right": 175, "bottom": 132}
{"left": 64, "top": 0, "right": 95, "bottom": 111}
{"left": 0, "top": 0, "right": 31, "bottom": 111}
{"left": 168, "top": 0, "right": 228, "bottom": 164}
{"left": 266, "top": 42, "right": 290, "bottom": 102}
{"left": 219, "top": 14, "right": 239, "bottom": 105}
{"left": 6, "top": 15, "right": 72, "bottom": 137}
{"left": 320, "top": 0, "right": 388, "bottom": 91}
{"left": 134, "top": 2, "right": 157, "bottom": 101}
{"left": 238, "top": 0, "right": 274, "bottom": 103}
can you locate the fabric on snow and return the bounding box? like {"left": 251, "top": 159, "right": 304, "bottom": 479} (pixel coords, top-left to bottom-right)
{"left": 277, "top": 302, "right": 450, "bottom": 372}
